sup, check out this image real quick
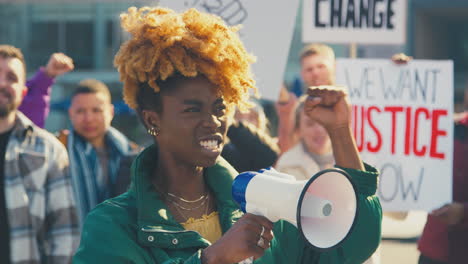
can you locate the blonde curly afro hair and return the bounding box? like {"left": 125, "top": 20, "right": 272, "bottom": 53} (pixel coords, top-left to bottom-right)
{"left": 114, "top": 6, "right": 257, "bottom": 111}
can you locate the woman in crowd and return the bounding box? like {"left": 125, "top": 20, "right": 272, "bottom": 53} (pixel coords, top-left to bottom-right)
{"left": 73, "top": 6, "right": 382, "bottom": 263}
{"left": 276, "top": 95, "right": 334, "bottom": 179}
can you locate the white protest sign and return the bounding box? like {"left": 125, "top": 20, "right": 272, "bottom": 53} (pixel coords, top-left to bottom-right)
{"left": 335, "top": 58, "right": 453, "bottom": 211}
{"left": 158, "top": 0, "right": 300, "bottom": 100}
{"left": 303, "top": 0, "right": 407, "bottom": 44}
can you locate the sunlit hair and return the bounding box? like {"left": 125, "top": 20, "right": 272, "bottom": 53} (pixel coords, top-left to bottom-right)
{"left": 114, "top": 7, "right": 257, "bottom": 112}
{"left": 72, "top": 79, "right": 112, "bottom": 103}
{"left": 0, "top": 45, "right": 26, "bottom": 75}
{"left": 300, "top": 43, "right": 335, "bottom": 62}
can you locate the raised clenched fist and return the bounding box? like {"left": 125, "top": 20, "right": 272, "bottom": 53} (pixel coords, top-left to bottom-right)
{"left": 45, "top": 53, "right": 74, "bottom": 78}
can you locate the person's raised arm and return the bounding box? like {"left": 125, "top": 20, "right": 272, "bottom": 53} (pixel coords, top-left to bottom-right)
{"left": 304, "top": 86, "right": 364, "bottom": 170}
{"left": 276, "top": 84, "right": 299, "bottom": 153}
{"left": 301, "top": 86, "right": 382, "bottom": 263}
{"left": 20, "top": 53, "right": 74, "bottom": 127}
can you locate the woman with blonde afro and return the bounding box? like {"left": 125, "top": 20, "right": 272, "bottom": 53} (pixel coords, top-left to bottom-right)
{"left": 73, "top": 6, "right": 382, "bottom": 264}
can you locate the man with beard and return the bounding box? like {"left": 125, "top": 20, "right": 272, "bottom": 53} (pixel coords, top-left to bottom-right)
{"left": 0, "top": 45, "right": 78, "bottom": 264}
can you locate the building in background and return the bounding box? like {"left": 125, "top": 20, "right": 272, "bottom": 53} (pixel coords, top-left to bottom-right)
{"left": 1, "top": 0, "right": 467, "bottom": 143}
{"left": 0, "top": 1, "right": 153, "bottom": 145}
{"left": 408, "top": 0, "right": 468, "bottom": 112}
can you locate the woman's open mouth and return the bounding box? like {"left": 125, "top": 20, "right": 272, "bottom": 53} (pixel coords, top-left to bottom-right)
{"left": 199, "top": 135, "right": 223, "bottom": 156}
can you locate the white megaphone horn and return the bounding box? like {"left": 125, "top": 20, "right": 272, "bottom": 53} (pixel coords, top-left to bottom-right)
{"left": 232, "top": 167, "right": 359, "bottom": 251}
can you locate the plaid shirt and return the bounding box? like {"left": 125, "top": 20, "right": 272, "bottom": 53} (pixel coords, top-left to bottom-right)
{"left": 4, "top": 112, "right": 79, "bottom": 263}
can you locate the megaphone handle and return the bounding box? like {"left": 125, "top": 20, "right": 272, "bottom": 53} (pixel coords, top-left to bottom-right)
{"left": 238, "top": 256, "right": 254, "bottom": 264}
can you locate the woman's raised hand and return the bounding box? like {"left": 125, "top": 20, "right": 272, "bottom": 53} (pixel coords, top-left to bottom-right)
{"left": 305, "top": 86, "right": 364, "bottom": 170}
{"left": 304, "top": 86, "right": 351, "bottom": 132}
{"left": 202, "top": 213, "right": 274, "bottom": 264}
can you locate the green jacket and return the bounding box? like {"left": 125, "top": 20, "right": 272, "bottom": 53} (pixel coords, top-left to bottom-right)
{"left": 74, "top": 145, "right": 382, "bottom": 264}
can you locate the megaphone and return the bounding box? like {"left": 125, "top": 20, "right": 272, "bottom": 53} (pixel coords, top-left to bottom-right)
{"left": 232, "top": 167, "right": 358, "bottom": 251}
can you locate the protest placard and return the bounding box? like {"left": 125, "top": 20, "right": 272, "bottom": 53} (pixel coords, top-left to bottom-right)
{"left": 303, "top": 0, "right": 407, "bottom": 44}
{"left": 336, "top": 58, "right": 453, "bottom": 211}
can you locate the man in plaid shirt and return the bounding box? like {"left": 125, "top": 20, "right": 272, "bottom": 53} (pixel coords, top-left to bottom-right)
{"left": 0, "top": 45, "right": 79, "bottom": 263}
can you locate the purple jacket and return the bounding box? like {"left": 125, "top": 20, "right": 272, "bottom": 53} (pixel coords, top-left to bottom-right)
{"left": 19, "top": 68, "right": 54, "bottom": 128}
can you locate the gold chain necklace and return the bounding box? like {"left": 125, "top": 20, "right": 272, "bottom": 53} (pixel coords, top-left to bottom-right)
{"left": 167, "top": 192, "right": 207, "bottom": 203}
{"left": 171, "top": 194, "right": 211, "bottom": 222}
{"left": 168, "top": 194, "right": 209, "bottom": 211}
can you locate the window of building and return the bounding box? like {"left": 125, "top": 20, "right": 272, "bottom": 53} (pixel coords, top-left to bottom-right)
{"left": 65, "top": 21, "right": 94, "bottom": 69}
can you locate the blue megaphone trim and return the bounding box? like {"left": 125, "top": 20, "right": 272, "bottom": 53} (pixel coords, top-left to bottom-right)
{"left": 232, "top": 171, "right": 257, "bottom": 213}
{"left": 257, "top": 167, "right": 273, "bottom": 173}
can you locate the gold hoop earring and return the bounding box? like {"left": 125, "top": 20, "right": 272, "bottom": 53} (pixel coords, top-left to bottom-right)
{"left": 148, "top": 126, "right": 160, "bottom": 136}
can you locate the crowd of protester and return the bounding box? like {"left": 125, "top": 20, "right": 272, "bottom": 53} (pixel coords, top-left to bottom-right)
{"left": 0, "top": 5, "right": 465, "bottom": 264}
